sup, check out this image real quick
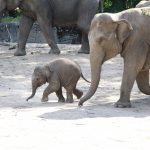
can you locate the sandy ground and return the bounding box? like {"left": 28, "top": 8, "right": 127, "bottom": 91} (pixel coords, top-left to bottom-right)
{"left": 0, "top": 44, "right": 150, "bottom": 150}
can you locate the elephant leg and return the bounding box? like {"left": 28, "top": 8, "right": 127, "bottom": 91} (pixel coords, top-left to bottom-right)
{"left": 77, "top": 13, "right": 90, "bottom": 54}
{"left": 78, "top": 32, "right": 89, "bottom": 54}
{"left": 115, "top": 42, "right": 149, "bottom": 108}
{"left": 56, "top": 87, "right": 65, "bottom": 102}
{"left": 66, "top": 91, "right": 73, "bottom": 103}
{"left": 115, "top": 55, "right": 147, "bottom": 108}
{"left": 14, "top": 15, "right": 34, "bottom": 56}
{"left": 115, "top": 63, "right": 139, "bottom": 108}
{"left": 136, "top": 70, "right": 150, "bottom": 95}
{"left": 65, "top": 86, "right": 74, "bottom": 103}
{"left": 42, "top": 83, "right": 60, "bottom": 102}
{"left": 41, "top": 85, "right": 54, "bottom": 102}
{"left": 37, "top": 17, "right": 60, "bottom": 54}
{"left": 73, "top": 88, "right": 83, "bottom": 99}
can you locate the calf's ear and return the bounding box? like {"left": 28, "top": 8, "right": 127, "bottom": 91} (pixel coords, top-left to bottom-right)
{"left": 113, "top": 19, "right": 133, "bottom": 44}
{"left": 45, "top": 65, "right": 54, "bottom": 79}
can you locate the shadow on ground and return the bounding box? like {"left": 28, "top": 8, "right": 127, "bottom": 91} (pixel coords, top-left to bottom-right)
{"left": 37, "top": 97, "right": 150, "bottom": 120}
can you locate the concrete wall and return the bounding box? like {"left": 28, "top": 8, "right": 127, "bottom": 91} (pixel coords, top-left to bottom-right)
{"left": 0, "top": 23, "right": 81, "bottom": 44}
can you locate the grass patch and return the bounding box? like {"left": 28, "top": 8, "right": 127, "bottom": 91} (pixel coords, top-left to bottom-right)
{"left": 1, "top": 16, "right": 20, "bottom": 23}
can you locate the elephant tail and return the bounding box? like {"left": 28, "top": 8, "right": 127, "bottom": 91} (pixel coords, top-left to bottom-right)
{"left": 81, "top": 73, "right": 91, "bottom": 83}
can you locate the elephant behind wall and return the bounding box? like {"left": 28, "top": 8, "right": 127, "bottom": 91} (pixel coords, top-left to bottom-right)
{"left": 0, "top": 0, "right": 102, "bottom": 56}
{"left": 78, "top": 7, "right": 150, "bottom": 108}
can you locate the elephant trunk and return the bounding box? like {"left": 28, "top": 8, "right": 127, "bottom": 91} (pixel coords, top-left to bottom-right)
{"left": 78, "top": 49, "right": 105, "bottom": 106}
{"left": 26, "top": 83, "right": 38, "bottom": 101}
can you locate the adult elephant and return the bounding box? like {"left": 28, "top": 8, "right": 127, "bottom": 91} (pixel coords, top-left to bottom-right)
{"left": 136, "top": 0, "right": 150, "bottom": 8}
{"left": 78, "top": 7, "right": 150, "bottom": 107}
{"left": 0, "top": 0, "right": 100, "bottom": 56}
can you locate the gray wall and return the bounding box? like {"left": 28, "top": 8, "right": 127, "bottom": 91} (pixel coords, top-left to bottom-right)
{"left": 0, "top": 23, "right": 81, "bottom": 44}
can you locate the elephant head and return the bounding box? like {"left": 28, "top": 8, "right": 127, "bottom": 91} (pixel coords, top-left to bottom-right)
{"left": 0, "top": 0, "right": 20, "bottom": 16}
{"left": 78, "top": 13, "right": 133, "bottom": 106}
{"left": 26, "top": 66, "right": 52, "bottom": 101}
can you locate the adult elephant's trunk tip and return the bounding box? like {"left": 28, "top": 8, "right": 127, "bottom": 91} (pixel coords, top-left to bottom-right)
{"left": 78, "top": 100, "right": 83, "bottom": 106}
{"left": 78, "top": 94, "right": 91, "bottom": 106}
{"left": 78, "top": 75, "right": 101, "bottom": 106}
{"left": 78, "top": 86, "right": 98, "bottom": 106}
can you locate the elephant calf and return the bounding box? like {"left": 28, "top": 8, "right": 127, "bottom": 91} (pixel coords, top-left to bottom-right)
{"left": 27, "top": 58, "right": 90, "bottom": 103}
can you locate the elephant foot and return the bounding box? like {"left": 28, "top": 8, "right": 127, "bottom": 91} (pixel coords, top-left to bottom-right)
{"left": 75, "top": 91, "right": 83, "bottom": 99}
{"left": 58, "top": 97, "right": 65, "bottom": 103}
{"left": 41, "top": 97, "right": 48, "bottom": 102}
{"left": 78, "top": 48, "right": 89, "bottom": 54}
{"left": 66, "top": 98, "right": 74, "bottom": 103}
{"left": 14, "top": 49, "right": 26, "bottom": 56}
{"left": 114, "top": 100, "right": 131, "bottom": 108}
{"left": 49, "top": 48, "right": 60, "bottom": 55}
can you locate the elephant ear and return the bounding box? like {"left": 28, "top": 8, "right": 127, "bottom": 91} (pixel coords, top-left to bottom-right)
{"left": 45, "top": 65, "right": 54, "bottom": 81}
{"left": 114, "top": 19, "right": 133, "bottom": 44}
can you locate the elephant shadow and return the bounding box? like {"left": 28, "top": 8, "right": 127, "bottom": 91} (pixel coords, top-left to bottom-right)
{"left": 39, "top": 97, "right": 150, "bottom": 120}
{"left": 11, "top": 101, "right": 66, "bottom": 109}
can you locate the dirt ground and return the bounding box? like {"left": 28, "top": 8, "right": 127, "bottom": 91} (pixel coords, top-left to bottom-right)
{"left": 0, "top": 44, "right": 150, "bottom": 150}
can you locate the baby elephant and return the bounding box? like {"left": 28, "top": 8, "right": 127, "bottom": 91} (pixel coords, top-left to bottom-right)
{"left": 27, "top": 58, "right": 90, "bottom": 103}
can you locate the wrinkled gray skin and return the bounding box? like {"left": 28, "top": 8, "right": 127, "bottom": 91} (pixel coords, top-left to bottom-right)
{"left": 136, "top": 0, "right": 150, "bottom": 8}
{"left": 27, "top": 58, "right": 90, "bottom": 103}
{"left": 78, "top": 7, "right": 150, "bottom": 108}
{"left": 0, "top": 0, "right": 100, "bottom": 56}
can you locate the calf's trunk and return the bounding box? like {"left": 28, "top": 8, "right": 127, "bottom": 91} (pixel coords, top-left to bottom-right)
{"left": 26, "top": 84, "right": 37, "bottom": 101}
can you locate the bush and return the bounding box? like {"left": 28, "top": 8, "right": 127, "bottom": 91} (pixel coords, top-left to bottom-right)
{"left": 103, "top": 0, "right": 141, "bottom": 12}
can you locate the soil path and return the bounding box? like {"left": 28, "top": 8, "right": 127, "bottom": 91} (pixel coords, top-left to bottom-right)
{"left": 0, "top": 44, "right": 150, "bottom": 150}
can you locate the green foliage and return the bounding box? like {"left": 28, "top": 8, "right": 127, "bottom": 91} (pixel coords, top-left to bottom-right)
{"left": 1, "top": 16, "right": 20, "bottom": 23}
{"left": 1, "top": 8, "right": 20, "bottom": 23}
{"left": 104, "top": 0, "right": 113, "bottom": 12}
{"left": 103, "top": 0, "right": 141, "bottom": 12}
